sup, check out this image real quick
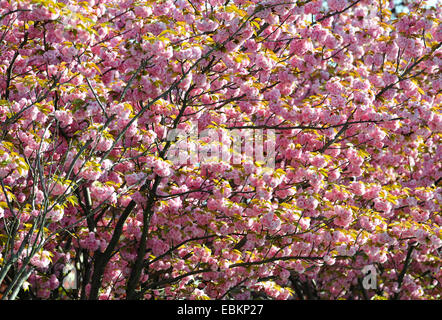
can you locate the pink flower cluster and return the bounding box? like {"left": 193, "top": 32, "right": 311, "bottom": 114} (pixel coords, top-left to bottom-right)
{"left": 0, "top": 0, "right": 440, "bottom": 301}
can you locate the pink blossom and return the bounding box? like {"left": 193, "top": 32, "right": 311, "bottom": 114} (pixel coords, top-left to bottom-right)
{"left": 134, "top": 6, "right": 152, "bottom": 18}
{"left": 54, "top": 110, "right": 73, "bottom": 127}
{"left": 125, "top": 172, "right": 146, "bottom": 186}
{"left": 290, "top": 39, "right": 312, "bottom": 56}
{"left": 328, "top": 0, "right": 348, "bottom": 12}
{"left": 0, "top": 0, "right": 439, "bottom": 301}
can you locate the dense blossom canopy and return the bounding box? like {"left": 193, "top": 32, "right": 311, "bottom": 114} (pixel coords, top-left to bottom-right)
{"left": 0, "top": 0, "right": 441, "bottom": 300}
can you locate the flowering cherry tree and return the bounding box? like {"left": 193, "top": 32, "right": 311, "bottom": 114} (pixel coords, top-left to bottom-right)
{"left": 0, "top": 0, "right": 441, "bottom": 300}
